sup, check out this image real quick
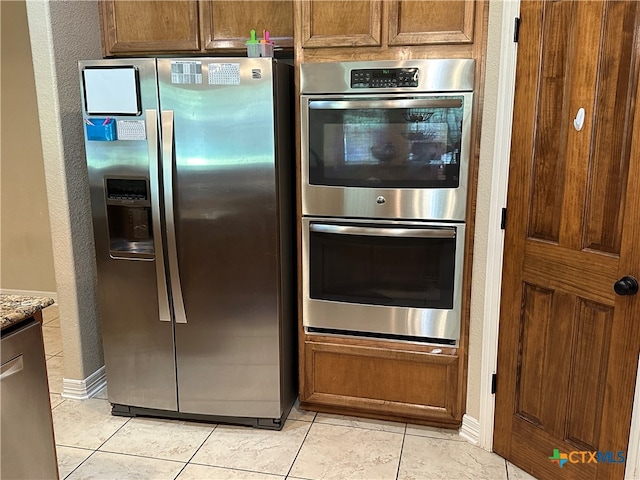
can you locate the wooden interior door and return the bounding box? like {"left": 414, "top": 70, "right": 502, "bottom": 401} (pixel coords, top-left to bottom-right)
{"left": 494, "top": 1, "right": 640, "bottom": 479}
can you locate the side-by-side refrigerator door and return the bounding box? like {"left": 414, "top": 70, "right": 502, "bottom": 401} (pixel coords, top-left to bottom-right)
{"left": 79, "top": 59, "right": 177, "bottom": 411}
{"left": 157, "top": 58, "right": 283, "bottom": 418}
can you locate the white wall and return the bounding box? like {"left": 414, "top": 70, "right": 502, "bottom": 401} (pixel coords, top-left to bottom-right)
{"left": 26, "top": 0, "right": 104, "bottom": 381}
{"left": 465, "top": 0, "right": 507, "bottom": 422}
{"left": 0, "top": 0, "right": 56, "bottom": 294}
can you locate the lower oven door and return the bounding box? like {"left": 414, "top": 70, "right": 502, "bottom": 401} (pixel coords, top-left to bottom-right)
{"left": 302, "top": 217, "right": 465, "bottom": 345}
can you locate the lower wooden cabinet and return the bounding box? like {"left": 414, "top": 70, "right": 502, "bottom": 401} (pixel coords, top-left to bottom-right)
{"left": 300, "top": 335, "right": 462, "bottom": 427}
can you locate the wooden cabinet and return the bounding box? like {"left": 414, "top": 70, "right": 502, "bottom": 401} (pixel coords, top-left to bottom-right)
{"left": 299, "top": 0, "right": 475, "bottom": 50}
{"left": 100, "top": 1, "right": 200, "bottom": 55}
{"left": 300, "top": 1, "right": 382, "bottom": 48}
{"left": 387, "top": 0, "right": 475, "bottom": 45}
{"left": 99, "top": 0, "right": 293, "bottom": 56}
{"left": 295, "top": 0, "right": 486, "bottom": 63}
{"left": 202, "top": 1, "right": 293, "bottom": 51}
{"left": 300, "top": 335, "right": 463, "bottom": 427}
{"left": 295, "top": 0, "right": 490, "bottom": 428}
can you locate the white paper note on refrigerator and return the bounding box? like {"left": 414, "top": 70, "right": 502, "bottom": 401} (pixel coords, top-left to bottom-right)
{"left": 83, "top": 67, "right": 140, "bottom": 115}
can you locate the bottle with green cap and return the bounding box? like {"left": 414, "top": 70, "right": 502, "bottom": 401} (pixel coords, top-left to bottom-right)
{"left": 246, "top": 29, "right": 260, "bottom": 57}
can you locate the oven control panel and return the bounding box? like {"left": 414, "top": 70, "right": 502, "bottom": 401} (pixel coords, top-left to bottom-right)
{"left": 350, "top": 68, "right": 419, "bottom": 88}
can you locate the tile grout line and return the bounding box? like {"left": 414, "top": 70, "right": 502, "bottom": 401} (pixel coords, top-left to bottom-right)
{"left": 50, "top": 397, "right": 66, "bottom": 410}
{"left": 173, "top": 423, "right": 219, "bottom": 479}
{"left": 87, "top": 409, "right": 132, "bottom": 452}
{"left": 395, "top": 424, "right": 407, "bottom": 480}
{"left": 61, "top": 448, "right": 99, "bottom": 480}
{"left": 84, "top": 446, "right": 188, "bottom": 464}
{"left": 284, "top": 415, "right": 315, "bottom": 479}
{"left": 62, "top": 446, "right": 190, "bottom": 480}
{"left": 504, "top": 459, "right": 510, "bottom": 479}
{"left": 43, "top": 314, "right": 60, "bottom": 323}
{"left": 188, "top": 462, "right": 296, "bottom": 479}
{"left": 313, "top": 419, "right": 407, "bottom": 435}
{"left": 404, "top": 432, "right": 466, "bottom": 442}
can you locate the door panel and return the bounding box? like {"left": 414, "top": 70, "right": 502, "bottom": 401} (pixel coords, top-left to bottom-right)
{"left": 201, "top": 1, "right": 293, "bottom": 51}
{"left": 157, "top": 58, "right": 283, "bottom": 419}
{"left": 515, "top": 284, "right": 555, "bottom": 427}
{"left": 101, "top": 1, "right": 200, "bottom": 54}
{"left": 526, "top": 0, "right": 572, "bottom": 243}
{"left": 80, "top": 59, "right": 178, "bottom": 412}
{"left": 565, "top": 299, "right": 612, "bottom": 450}
{"left": 300, "top": 0, "right": 382, "bottom": 48}
{"left": 515, "top": 286, "right": 574, "bottom": 438}
{"left": 387, "top": 0, "right": 475, "bottom": 45}
{"left": 583, "top": 1, "right": 636, "bottom": 254}
{"left": 494, "top": 2, "right": 640, "bottom": 479}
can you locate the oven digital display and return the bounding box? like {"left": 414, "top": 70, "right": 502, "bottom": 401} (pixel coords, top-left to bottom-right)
{"left": 351, "top": 68, "right": 419, "bottom": 88}
{"left": 373, "top": 69, "right": 392, "bottom": 78}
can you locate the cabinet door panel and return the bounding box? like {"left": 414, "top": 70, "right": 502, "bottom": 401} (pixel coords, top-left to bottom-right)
{"left": 301, "top": 0, "right": 382, "bottom": 48}
{"left": 201, "top": 1, "right": 293, "bottom": 51}
{"left": 301, "top": 339, "right": 461, "bottom": 425}
{"left": 388, "top": 0, "right": 475, "bottom": 45}
{"left": 101, "top": 0, "right": 200, "bottom": 55}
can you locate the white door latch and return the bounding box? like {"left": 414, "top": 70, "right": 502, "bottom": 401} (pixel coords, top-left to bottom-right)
{"left": 574, "top": 108, "right": 585, "bottom": 131}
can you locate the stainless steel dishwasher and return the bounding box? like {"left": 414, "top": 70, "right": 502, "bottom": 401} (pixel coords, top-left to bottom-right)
{"left": 1, "top": 319, "right": 59, "bottom": 479}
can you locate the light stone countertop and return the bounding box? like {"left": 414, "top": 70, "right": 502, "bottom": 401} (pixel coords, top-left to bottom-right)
{"left": 0, "top": 294, "right": 55, "bottom": 331}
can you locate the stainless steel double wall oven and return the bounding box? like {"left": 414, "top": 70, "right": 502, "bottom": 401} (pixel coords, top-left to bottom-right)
{"left": 300, "top": 59, "right": 474, "bottom": 346}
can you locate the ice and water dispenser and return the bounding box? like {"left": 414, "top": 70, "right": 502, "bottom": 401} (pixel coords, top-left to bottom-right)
{"left": 105, "top": 178, "right": 153, "bottom": 258}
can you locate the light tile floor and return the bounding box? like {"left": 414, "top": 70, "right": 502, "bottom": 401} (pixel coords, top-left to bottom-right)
{"left": 42, "top": 305, "right": 537, "bottom": 480}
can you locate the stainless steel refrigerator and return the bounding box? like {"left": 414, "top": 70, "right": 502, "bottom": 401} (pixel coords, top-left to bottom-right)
{"left": 79, "top": 58, "right": 296, "bottom": 429}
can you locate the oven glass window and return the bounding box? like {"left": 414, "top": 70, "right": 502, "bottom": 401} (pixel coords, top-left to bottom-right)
{"left": 308, "top": 96, "right": 464, "bottom": 188}
{"left": 309, "top": 226, "right": 455, "bottom": 309}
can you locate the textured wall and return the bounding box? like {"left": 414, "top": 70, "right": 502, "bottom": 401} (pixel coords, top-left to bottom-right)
{"left": 26, "top": 0, "right": 104, "bottom": 380}
{"left": 0, "top": 0, "right": 56, "bottom": 293}
{"left": 466, "top": 0, "right": 505, "bottom": 420}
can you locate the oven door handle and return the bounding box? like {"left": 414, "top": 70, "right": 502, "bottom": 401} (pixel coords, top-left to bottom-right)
{"left": 308, "top": 99, "right": 462, "bottom": 110}
{"left": 310, "top": 224, "right": 455, "bottom": 239}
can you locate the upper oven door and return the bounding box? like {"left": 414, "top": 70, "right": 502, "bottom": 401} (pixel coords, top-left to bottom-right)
{"left": 301, "top": 93, "right": 473, "bottom": 221}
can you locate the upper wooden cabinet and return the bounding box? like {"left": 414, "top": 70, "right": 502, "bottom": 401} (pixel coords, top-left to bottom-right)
{"left": 300, "top": 1, "right": 382, "bottom": 48}
{"left": 101, "top": 1, "right": 201, "bottom": 54}
{"left": 299, "top": 0, "right": 475, "bottom": 49}
{"left": 388, "top": 0, "right": 475, "bottom": 45}
{"left": 99, "top": 0, "right": 293, "bottom": 56}
{"left": 202, "top": 1, "right": 293, "bottom": 51}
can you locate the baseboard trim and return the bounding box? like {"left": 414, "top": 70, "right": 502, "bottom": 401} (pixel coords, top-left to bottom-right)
{"left": 62, "top": 365, "right": 106, "bottom": 400}
{"left": 459, "top": 414, "right": 480, "bottom": 445}
{"left": 0, "top": 288, "right": 58, "bottom": 303}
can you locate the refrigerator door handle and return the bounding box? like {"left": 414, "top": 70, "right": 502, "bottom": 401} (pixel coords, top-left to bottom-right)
{"left": 161, "top": 110, "right": 187, "bottom": 324}
{"left": 146, "top": 109, "right": 171, "bottom": 323}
